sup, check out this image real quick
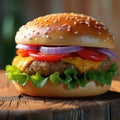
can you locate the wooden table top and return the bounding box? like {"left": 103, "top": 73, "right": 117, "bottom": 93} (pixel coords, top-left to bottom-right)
{"left": 0, "top": 70, "right": 120, "bottom": 120}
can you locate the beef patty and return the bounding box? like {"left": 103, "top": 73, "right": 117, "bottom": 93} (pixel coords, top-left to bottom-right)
{"left": 24, "top": 57, "right": 112, "bottom": 76}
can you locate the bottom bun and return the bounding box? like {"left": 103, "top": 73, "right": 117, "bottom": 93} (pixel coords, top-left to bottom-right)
{"left": 13, "top": 80, "right": 109, "bottom": 97}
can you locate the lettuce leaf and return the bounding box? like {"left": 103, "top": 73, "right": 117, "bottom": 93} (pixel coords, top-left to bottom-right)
{"left": 5, "top": 63, "right": 118, "bottom": 89}
{"left": 30, "top": 72, "right": 48, "bottom": 88}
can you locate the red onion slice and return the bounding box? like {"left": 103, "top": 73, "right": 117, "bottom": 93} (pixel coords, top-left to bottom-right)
{"left": 95, "top": 48, "right": 118, "bottom": 59}
{"left": 16, "top": 44, "right": 40, "bottom": 51}
{"left": 40, "top": 46, "right": 84, "bottom": 54}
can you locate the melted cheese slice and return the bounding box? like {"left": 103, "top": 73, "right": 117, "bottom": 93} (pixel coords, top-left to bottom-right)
{"left": 12, "top": 56, "right": 34, "bottom": 72}
{"left": 62, "top": 57, "right": 100, "bottom": 73}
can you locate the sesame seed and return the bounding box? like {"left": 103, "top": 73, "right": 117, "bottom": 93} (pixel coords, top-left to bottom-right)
{"left": 57, "top": 17, "right": 61, "bottom": 21}
{"left": 67, "top": 25, "right": 71, "bottom": 32}
{"left": 70, "top": 13, "right": 74, "bottom": 15}
{"left": 68, "top": 25, "right": 71, "bottom": 28}
{"left": 79, "top": 21, "right": 84, "bottom": 23}
{"left": 44, "top": 31, "right": 48, "bottom": 35}
{"left": 47, "top": 27, "right": 51, "bottom": 30}
{"left": 80, "top": 14, "right": 84, "bottom": 17}
{"left": 94, "top": 25, "right": 98, "bottom": 28}
{"left": 65, "top": 17, "right": 69, "bottom": 20}
{"left": 68, "top": 25, "right": 71, "bottom": 29}
{"left": 74, "top": 31, "right": 78, "bottom": 34}
{"left": 45, "top": 35, "right": 50, "bottom": 39}
{"left": 59, "top": 36, "right": 63, "bottom": 39}
{"left": 88, "top": 24, "right": 90, "bottom": 27}
{"left": 40, "top": 24, "right": 44, "bottom": 27}
{"left": 102, "top": 26, "right": 107, "bottom": 30}
{"left": 67, "top": 29, "right": 70, "bottom": 32}
{"left": 85, "top": 21, "right": 89, "bottom": 25}
{"left": 87, "top": 16, "right": 91, "bottom": 20}
{"left": 75, "top": 17, "right": 78, "bottom": 20}
{"left": 99, "top": 32, "right": 101, "bottom": 35}
{"left": 53, "top": 20, "right": 58, "bottom": 23}
{"left": 46, "top": 24, "right": 49, "bottom": 27}
{"left": 62, "top": 24, "right": 67, "bottom": 27}
{"left": 76, "top": 19, "right": 80, "bottom": 22}
{"left": 44, "top": 19, "right": 48, "bottom": 22}
{"left": 96, "top": 21, "right": 99, "bottom": 24}
{"left": 74, "top": 21, "right": 77, "bottom": 25}
{"left": 58, "top": 28, "right": 62, "bottom": 31}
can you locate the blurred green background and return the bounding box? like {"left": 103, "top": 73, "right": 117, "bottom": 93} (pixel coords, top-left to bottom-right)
{"left": 0, "top": 0, "right": 24, "bottom": 69}
{"left": 0, "top": 0, "right": 120, "bottom": 80}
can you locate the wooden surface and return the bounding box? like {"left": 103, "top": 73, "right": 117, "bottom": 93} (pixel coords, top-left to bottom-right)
{"left": 0, "top": 70, "right": 120, "bottom": 120}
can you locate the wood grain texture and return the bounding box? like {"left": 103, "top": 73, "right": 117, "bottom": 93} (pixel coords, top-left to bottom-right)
{"left": 0, "top": 70, "right": 120, "bottom": 120}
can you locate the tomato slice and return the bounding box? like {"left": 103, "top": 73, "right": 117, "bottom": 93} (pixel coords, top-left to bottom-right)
{"left": 76, "top": 48, "right": 107, "bottom": 62}
{"left": 16, "top": 49, "right": 38, "bottom": 57}
{"left": 16, "top": 48, "right": 106, "bottom": 62}
{"left": 29, "top": 52, "right": 71, "bottom": 62}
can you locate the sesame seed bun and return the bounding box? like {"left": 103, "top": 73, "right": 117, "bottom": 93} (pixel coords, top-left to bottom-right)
{"left": 12, "top": 13, "right": 115, "bottom": 97}
{"left": 15, "top": 13, "right": 115, "bottom": 48}
{"left": 13, "top": 80, "right": 109, "bottom": 97}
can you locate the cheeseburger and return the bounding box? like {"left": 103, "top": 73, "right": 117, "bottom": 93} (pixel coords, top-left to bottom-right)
{"left": 6, "top": 13, "right": 118, "bottom": 97}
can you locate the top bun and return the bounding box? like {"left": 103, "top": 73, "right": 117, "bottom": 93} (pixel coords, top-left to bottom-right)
{"left": 15, "top": 13, "right": 115, "bottom": 48}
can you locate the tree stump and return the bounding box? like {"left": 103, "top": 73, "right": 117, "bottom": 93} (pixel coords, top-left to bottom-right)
{"left": 0, "top": 70, "right": 120, "bottom": 120}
